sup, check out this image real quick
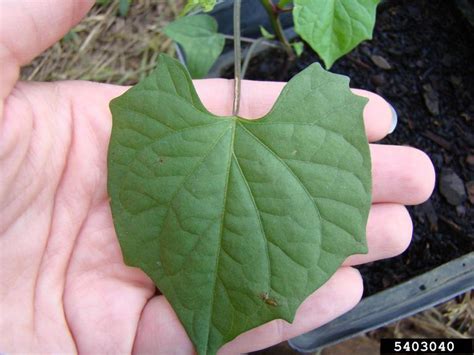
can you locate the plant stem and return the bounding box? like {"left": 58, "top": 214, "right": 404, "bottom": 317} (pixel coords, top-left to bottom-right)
{"left": 241, "top": 37, "right": 266, "bottom": 79}
{"left": 276, "top": 5, "right": 293, "bottom": 13}
{"left": 260, "top": 0, "right": 294, "bottom": 60}
{"left": 222, "top": 34, "right": 280, "bottom": 48}
{"left": 232, "top": 0, "right": 242, "bottom": 116}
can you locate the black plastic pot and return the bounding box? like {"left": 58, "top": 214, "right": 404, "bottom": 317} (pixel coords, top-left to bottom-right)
{"left": 176, "top": 0, "right": 474, "bottom": 351}
{"left": 289, "top": 252, "right": 473, "bottom": 352}
{"left": 207, "top": 0, "right": 293, "bottom": 38}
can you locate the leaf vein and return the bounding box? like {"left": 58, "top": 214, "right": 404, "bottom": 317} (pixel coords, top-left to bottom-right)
{"left": 232, "top": 152, "right": 271, "bottom": 289}
{"left": 237, "top": 122, "right": 323, "bottom": 241}
{"left": 156, "top": 125, "right": 232, "bottom": 270}
{"left": 206, "top": 121, "right": 235, "bottom": 352}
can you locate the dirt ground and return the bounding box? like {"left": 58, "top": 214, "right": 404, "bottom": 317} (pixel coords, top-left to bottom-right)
{"left": 20, "top": 0, "right": 472, "bottom": 353}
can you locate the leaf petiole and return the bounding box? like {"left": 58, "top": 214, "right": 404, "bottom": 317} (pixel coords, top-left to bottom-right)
{"left": 232, "top": 0, "right": 242, "bottom": 116}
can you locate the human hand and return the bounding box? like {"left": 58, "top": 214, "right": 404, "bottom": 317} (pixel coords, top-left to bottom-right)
{"left": 0, "top": 1, "right": 435, "bottom": 354}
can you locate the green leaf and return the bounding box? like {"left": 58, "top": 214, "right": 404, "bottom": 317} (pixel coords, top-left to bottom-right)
{"left": 259, "top": 25, "right": 275, "bottom": 40}
{"left": 119, "top": 0, "right": 131, "bottom": 17}
{"left": 164, "top": 15, "right": 224, "bottom": 79}
{"left": 294, "top": 0, "right": 380, "bottom": 68}
{"left": 62, "top": 30, "right": 78, "bottom": 43}
{"left": 278, "top": 0, "right": 293, "bottom": 8}
{"left": 108, "top": 54, "right": 371, "bottom": 354}
{"left": 291, "top": 41, "right": 304, "bottom": 57}
{"left": 199, "top": 0, "right": 217, "bottom": 11}
{"left": 182, "top": 0, "right": 217, "bottom": 15}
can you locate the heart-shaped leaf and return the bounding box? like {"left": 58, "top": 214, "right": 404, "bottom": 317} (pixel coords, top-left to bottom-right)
{"left": 108, "top": 54, "right": 371, "bottom": 354}
{"left": 294, "top": 0, "right": 380, "bottom": 68}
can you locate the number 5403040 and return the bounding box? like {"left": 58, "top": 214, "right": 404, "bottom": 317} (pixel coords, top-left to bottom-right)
{"left": 393, "top": 340, "right": 455, "bottom": 352}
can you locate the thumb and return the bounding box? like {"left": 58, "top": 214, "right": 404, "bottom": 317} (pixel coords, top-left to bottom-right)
{"left": 0, "top": 0, "right": 94, "bottom": 114}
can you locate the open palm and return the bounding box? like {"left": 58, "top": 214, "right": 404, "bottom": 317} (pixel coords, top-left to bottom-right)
{"left": 0, "top": 1, "right": 435, "bottom": 354}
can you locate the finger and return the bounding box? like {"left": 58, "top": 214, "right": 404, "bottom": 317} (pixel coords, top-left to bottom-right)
{"left": 0, "top": 0, "right": 94, "bottom": 112}
{"left": 344, "top": 204, "right": 412, "bottom": 266}
{"left": 194, "top": 80, "right": 435, "bottom": 204}
{"left": 75, "top": 79, "right": 395, "bottom": 144}
{"left": 67, "top": 83, "right": 434, "bottom": 207}
{"left": 193, "top": 79, "right": 394, "bottom": 142}
{"left": 133, "top": 296, "right": 195, "bottom": 354}
{"left": 219, "top": 267, "right": 363, "bottom": 354}
{"left": 352, "top": 89, "right": 396, "bottom": 141}
{"left": 371, "top": 144, "right": 435, "bottom": 204}
{"left": 70, "top": 83, "right": 434, "bottom": 207}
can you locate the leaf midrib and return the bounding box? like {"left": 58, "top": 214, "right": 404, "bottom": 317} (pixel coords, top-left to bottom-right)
{"left": 204, "top": 119, "right": 236, "bottom": 353}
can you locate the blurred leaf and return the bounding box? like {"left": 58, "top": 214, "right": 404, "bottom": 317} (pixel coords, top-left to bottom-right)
{"left": 108, "top": 54, "right": 371, "bottom": 355}
{"left": 62, "top": 30, "right": 79, "bottom": 43}
{"left": 182, "top": 0, "right": 217, "bottom": 15}
{"left": 200, "top": 0, "right": 217, "bottom": 11}
{"left": 294, "top": 0, "right": 380, "bottom": 68}
{"left": 291, "top": 41, "right": 304, "bottom": 57}
{"left": 96, "top": 0, "right": 111, "bottom": 5}
{"left": 259, "top": 25, "right": 275, "bottom": 39}
{"left": 119, "top": 0, "right": 131, "bottom": 17}
{"left": 278, "top": 0, "right": 293, "bottom": 8}
{"left": 164, "top": 15, "right": 224, "bottom": 78}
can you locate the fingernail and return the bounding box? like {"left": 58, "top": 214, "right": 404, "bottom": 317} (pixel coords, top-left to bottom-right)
{"left": 388, "top": 103, "right": 398, "bottom": 134}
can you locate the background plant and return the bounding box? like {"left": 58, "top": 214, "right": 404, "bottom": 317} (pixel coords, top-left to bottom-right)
{"left": 165, "top": 0, "right": 380, "bottom": 78}
{"left": 97, "top": 0, "right": 132, "bottom": 17}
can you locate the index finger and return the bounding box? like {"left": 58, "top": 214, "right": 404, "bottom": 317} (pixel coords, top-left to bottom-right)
{"left": 194, "top": 79, "right": 396, "bottom": 142}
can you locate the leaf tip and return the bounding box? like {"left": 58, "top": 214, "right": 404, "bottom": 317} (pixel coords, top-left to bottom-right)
{"left": 157, "top": 52, "right": 172, "bottom": 63}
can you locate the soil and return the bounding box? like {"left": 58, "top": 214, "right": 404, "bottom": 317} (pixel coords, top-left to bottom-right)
{"left": 222, "top": 0, "right": 474, "bottom": 297}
